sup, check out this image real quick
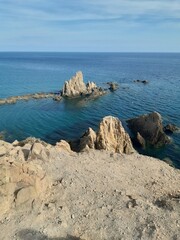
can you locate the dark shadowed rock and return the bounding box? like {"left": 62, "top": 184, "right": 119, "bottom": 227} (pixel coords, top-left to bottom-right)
{"left": 107, "top": 82, "right": 119, "bottom": 91}
{"left": 127, "top": 112, "right": 170, "bottom": 147}
{"left": 163, "top": 124, "right": 179, "bottom": 134}
{"left": 134, "top": 80, "right": 149, "bottom": 84}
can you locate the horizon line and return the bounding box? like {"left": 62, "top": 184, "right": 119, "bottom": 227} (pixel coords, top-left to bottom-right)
{"left": 0, "top": 51, "right": 180, "bottom": 54}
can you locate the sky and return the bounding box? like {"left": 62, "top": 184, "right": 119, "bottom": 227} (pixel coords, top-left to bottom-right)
{"left": 0, "top": 0, "right": 180, "bottom": 52}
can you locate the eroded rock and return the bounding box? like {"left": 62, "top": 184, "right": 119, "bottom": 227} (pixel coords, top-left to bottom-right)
{"left": 127, "top": 112, "right": 170, "bottom": 147}
{"left": 96, "top": 116, "right": 135, "bottom": 154}
{"left": 163, "top": 123, "right": 179, "bottom": 134}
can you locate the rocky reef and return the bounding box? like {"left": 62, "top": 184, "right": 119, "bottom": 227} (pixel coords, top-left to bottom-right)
{"left": 0, "top": 71, "right": 108, "bottom": 106}
{"left": 0, "top": 92, "right": 57, "bottom": 105}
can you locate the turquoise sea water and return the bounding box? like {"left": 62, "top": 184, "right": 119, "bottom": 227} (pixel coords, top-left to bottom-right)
{"left": 0, "top": 52, "right": 179, "bottom": 167}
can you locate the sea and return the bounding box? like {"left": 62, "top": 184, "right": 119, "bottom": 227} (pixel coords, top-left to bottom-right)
{"left": 0, "top": 52, "right": 179, "bottom": 168}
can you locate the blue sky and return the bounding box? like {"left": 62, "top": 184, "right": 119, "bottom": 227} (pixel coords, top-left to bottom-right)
{"left": 0, "top": 0, "right": 180, "bottom": 52}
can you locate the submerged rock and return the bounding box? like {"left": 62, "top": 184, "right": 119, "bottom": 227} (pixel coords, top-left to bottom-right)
{"left": 134, "top": 80, "right": 149, "bottom": 84}
{"left": 163, "top": 123, "right": 179, "bottom": 134}
{"left": 127, "top": 112, "right": 170, "bottom": 147}
{"left": 107, "top": 82, "right": 119, "bottom": 91}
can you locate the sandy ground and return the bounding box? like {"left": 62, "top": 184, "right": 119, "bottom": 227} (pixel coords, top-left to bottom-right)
{"left": 0, "top": 147, "right": 180, "bottom": 240}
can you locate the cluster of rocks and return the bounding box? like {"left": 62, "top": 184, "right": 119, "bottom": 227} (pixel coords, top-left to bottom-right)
{"left": 62, "top": 71, "right": 107, "bottom": 99}
{"left": 0, "top": 118, "right": 180, "bottom": 239}
{"left": 70, "top": 116, "right": 135, "bottom": 154}
{"left": 133, "top": 79, "right": 149, "bottom": 84}
{"left": 106, "top": 82, "right": 119, "bottom": 91}
{"left": 0, "top": 71, "right": 117, "bottom": 106}
{"left": 127, "top": 112, "right": 178, "bottom": 148}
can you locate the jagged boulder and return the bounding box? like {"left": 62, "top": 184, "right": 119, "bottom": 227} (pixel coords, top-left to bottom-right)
{"left": 127, "top": 112, "right": 170, "bottom": 147}
{"left": 62, "top": 71, "right": 87, "bottom": 97}
{"left": 62, "top": 71, "right": 106, "bottom": 98}
{"left": 86, "top": 81, "right": 97, "bottom": 93}
{"left": 96, "top": 116, "right": 135, "bottom": 154}
{"left": 79, "top": 127, "right": 97, "bottom": 151}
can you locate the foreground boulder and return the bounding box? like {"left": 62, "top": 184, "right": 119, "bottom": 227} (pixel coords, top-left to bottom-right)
{"left": 96, "top": 116, "right": 135, "bottom": 154}
{"left": 127, "top": 112, "right": 170, "bottom": 147}
{"left": 72, "top": 116, "right": 135, "bottom": 154}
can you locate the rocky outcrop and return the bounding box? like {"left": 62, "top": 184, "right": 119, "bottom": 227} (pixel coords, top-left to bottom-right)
{"left": 72, "top": 116, "right": 135, "bottom": 154}
{"left": 107, "top": 82, "right": 119, "bottom": 91}
{"left": 127, "top": 112, "right": 170, "bottom": 147}
{"left": 96, "top": 116, "right": 135, "bottom": 154}
{"left": 0, "top": 140, "right": 50, "bottom": 216}
{"left": 163, "top": 123, "right": 179, "bottom": 134}
{"left": 79, "top": 127, "right": 97, "bottom": 151}
{"left": 62, "top": 71, "right": 87, "bottom": 97}
{"left": 62, "top": 71, "right": 107, "bottom": 98}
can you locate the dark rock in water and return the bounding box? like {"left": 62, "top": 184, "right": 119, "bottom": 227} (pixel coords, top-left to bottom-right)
{"left": 127, "top": 112, "right": 170, "bottom": 147}
{"left": 134, "top": 80, "right": 149, "bottom": 84}
{"left": 163, "top": 124, "right": 179, "bottom": 134}
{"left": 107, "top": 82, "right": 119, "bottom": 91}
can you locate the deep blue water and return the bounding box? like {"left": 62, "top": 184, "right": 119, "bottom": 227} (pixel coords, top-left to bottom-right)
{"left": 0, "top": 52, "right": 179, "bottom": 167}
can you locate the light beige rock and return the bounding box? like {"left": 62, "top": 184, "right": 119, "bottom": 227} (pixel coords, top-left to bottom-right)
{"left": 62, "top": 71, "right": 86, "bottom": 97}
{"left": 55, "top": 140, "right": 72, "bottom": 153}
{"left": 96, "top": 116, "right": 135, "bottom": 154}
{"left": 79, "top": 127, "right": 97, "bottom": 151}
{"left": 0, "top": 146, "right": 7, "bottom": 157}
{"left": 86, "top": 81, "right": 97, "bottom": 93}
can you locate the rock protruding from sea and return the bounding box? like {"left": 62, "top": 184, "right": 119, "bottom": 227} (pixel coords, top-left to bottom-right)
{"left": 62, "top": 71, "right": 106, "bottom": 98}
{"left": 127, "top": 112, "right": 170, "bottom": 147}
{"left": 73, "top": 116, "right": 135, "bottom": 154}
{"left": 96, "top": 116, "right": 135, "bottom": 154}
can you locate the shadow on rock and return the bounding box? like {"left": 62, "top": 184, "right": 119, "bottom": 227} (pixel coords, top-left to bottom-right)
{"left": 17, "top": 229, "right": 82, "bottom": 240}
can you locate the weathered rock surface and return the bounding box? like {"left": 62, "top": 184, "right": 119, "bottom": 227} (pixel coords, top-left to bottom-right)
{"left": 79, "top": 127, "right": 97, "bottom": 151}
{"left": 72, "top": 116, "right": 135, "bottom": 154}
{"left": 0, "top": 138, "right": 179, "bottom": 240}
{"left": 62, "top": 71, "right": 107, "bottom": 98}
{"left": 127, "top": 112, "right": 170, "bottom": 147}
{"left": 163, "top": 123, "right": 179, "bottom": 134}
{"left": 96, "top": 116, "right": 135, "bottom": 154}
